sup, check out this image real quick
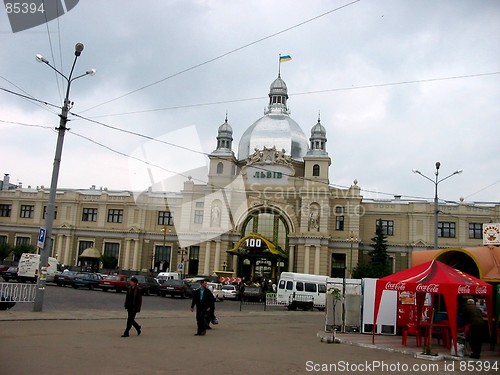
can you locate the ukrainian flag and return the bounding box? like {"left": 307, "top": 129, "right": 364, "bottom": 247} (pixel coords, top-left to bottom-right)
{"left": 279, "top": 55, "right": 292, "bottom": 62}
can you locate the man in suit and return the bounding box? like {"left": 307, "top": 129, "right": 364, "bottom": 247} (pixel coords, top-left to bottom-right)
{"left": 122, "top": 276, "right": 142, "bottom": 337}
{"left": 190, "top": 279, "right": 215, "bottom": 336}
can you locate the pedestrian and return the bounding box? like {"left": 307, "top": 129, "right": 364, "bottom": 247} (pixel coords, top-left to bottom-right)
{"left": 462, "top": 298, "right": 484, "bottom": 359}
{"left": 190, "top": 278, "right": 215, "bottom": 336}
{"left": 122, "top": 276, "right": 142, "bottom": 337}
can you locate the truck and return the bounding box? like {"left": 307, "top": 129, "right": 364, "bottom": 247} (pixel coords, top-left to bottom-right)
{"left": 16, "top": 253, "right": 60, "bottom": 283}
{"left": 276, "top": 272, "right": 328, "bottom": 311}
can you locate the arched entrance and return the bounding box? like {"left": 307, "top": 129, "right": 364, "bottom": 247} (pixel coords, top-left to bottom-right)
{"left": 435, "top": 250, "right": 480, "bottom": 278}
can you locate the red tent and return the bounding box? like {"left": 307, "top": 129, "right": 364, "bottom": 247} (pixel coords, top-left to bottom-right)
{"left": 372, "top": 260, "right": 493, "bottom": 354}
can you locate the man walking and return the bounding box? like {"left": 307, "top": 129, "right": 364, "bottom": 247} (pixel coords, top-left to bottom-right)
{"left": 190, "top": 279, "right": 215, "bottom": 336}
{"left": 122, "top": 276, "right": 142, "bottom": 337}
{"left": 462, "top": 298, "right": 484, "bottom": 359}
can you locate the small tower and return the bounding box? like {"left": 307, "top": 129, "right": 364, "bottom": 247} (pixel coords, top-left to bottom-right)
{"left": 303, "top": 113, "right": 331, "bottom": 183}
{"left": 208, "top": 114, "right": 237, "bottom": 186}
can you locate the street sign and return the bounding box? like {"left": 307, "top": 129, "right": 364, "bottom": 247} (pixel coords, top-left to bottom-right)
{"left": 37, "top": 227, "right": 46, "bottom": 248}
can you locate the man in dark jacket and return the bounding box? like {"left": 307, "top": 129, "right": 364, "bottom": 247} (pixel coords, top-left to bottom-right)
{"left": 190, "top": 279, "right": 215, "bottom": 336}
{"left": 462, "top": 298, "right": 484, "bottom": 359}
{"left": 122, "top": 276, "right": 143, "bottom": 337}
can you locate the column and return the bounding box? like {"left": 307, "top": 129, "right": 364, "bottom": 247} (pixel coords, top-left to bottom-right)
{"left": 232, "top": 255, "right": 238, "bottom": 275}
{"left": 123, "top": 239, "right": 131, "bottom": 270}
{"left": 63, "top": 236, "right": 70, "bottom": 265}
{"left": 204, "top": 241, "right": 211, "bottom": 275}
{"left": 304, "top": 245, "right": 310, "bottom": 274}
{"left": 214, "top": 240, "right": 221, "bottom": 272}
{"left": 56, "top": 234, "right": 64, "bottom": 263}
{"left": 132, "top": 240, "right": 140, "bottom": 271}
{"left": 314, "top": 245, "right": 320, "bottom": 274}
{"left": 288, "top": 245, "right": 295, "bottom": 272}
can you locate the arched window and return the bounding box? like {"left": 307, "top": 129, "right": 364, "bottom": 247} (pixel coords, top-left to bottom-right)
{"left": 216, "top": 162, "right": 224, "bottom": 174}
{"left": 242, "top": 210, "right": 288, "bottom": 251}
{"left": 312, "top": 164, "right": 320, "bottom": 176}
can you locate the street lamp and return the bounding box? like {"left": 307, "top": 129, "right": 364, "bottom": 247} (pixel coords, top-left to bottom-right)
{"left": 347, "top": 232, "right": 358, "bottom": 277}
{"left": 412, "top": 162, "right": 462, "bottom": 249}
{"left": 33, "top": 43, "right": 95, "bottom": 312}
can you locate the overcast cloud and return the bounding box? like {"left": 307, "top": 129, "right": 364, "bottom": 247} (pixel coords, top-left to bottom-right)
{"left": 0, "top": 0, "right": 499, "bottom": 204}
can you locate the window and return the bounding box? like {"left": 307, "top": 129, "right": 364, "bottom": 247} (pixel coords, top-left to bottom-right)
{"left": 82, "top": 208, "right": 97, "bottom": 222}
{"left": 107, "top": 209, "right": 123, "bottom": 223}
{"left": 331, "top": 254, "right": 346, "bottom": 278}
{"left": 335, "top": 216, "right": 344, "bottom": 231}
{"left": 43, "top": 206, "right": 58, "bottom": 219}
{"left": 158, "top": 211, "right": 174, "bottom": 226}
{"left": 154, "top": 245, "right": 171, "bottom": 271}
{"left": 0, "top": 204, "right": 12, "bottom": 217}
{"left": 312, "top": 164, "right": 320, "bottom": 176}
{"left": 296, "top": 282, "right": 304, "bottom": 291}
{"left": 194, "top": 210, "right": 203, "bottom": 224}
{"left": 377, "top": 219, "right": 394, "bottom": 236}
{"left": 15, "top": 236, "right": 30, "bottom": 245}
{"left": 188, "top": 245, "right": 200, "bottom": 275}
{"left": 0, "top": 235, "right": 7, "bottom": 244}
{"left": 78, "top": 241, "right": 94, "bottom": 256}
{"left": 286, "top": 281, "right": 293, "bottom": 291}
{"left": 195, "top": 202, "right": 204, "bottom": 208}
{"left": 335, "top": 206, "right": 344, "bottom": 214}
{"left": 104, "top": 242, "right": 120, "bottom": 259}
{"left": 305, "top": 283, "right": 317, "bottom": 293}
{"left": 469, "top": 223, "right": 482, "bottom": 239}
{"left": 438, "top": 222, "right": 456, "bottom": 238}
{"left": 217, "top": 162, "right": 224, "bottom": 174}
{"left": 20, "top": 205, "right": 34, "bottom": 218}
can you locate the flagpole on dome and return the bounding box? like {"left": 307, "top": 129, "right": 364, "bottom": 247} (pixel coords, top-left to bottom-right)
{"left": 278, "top": 54, "right": 282, "bottom": 77}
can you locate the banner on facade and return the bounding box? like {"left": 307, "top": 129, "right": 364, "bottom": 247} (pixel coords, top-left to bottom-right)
{"left": 483, "top": 223, "right": 500, "bottom": 245}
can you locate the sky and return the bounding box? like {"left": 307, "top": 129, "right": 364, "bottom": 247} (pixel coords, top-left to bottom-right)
{"left": 0, "top": 0, "right": 499, "bottom": 205}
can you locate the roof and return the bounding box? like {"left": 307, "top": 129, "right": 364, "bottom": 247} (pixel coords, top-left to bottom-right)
{"left": 79, "top": 247, "right": 101, "bottom": 258}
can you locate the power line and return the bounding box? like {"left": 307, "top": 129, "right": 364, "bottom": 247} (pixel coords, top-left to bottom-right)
{"left": 80, "top": 0, "right": 361, "bottom": 114}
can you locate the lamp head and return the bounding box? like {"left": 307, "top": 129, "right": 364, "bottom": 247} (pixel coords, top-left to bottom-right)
{"left": 455, "top": 169, "right": 463, "bottom": 175}
{"left": 412, "top": 169, "right": 420, "bottom": 174}
{"left": 86, "top": 69, "right": 96, "bottom": 76}
{"left": 435, "top": 161, "right": 441, "bottom": 170}
{"left": 74, "top": 43, "right": 84, "bottom": 56}
{"left": 35, "top": 54, "right": 48, "bottom": 64}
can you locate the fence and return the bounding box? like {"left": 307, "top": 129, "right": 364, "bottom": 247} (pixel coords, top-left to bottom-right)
{"left": 0, "top": 282, "right": 37, "bottom": 303}
{"left": 239, "top": 293, "right": 286, "bottom": 311}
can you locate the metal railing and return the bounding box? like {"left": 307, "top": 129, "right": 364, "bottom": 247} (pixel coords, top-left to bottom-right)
{"left": 0, "top": 282, "right": 37, "bottom": 302}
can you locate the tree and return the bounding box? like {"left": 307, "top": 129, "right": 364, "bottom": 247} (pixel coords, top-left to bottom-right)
{"left": 0, "top": 243, "right": 13, "bottom": 263}
{"left": 12, "top": 244, "right": 36, "bottom": 262}
{"left": 100, "top": 254, "right": 118, "bottom": 269}
{"left": 351, "top": 219, "right": 392, "bottom": 278}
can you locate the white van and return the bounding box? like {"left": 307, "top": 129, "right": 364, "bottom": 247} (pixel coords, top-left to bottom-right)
{"left": 17, "top": 253, "right": 60, "bottom": 283}
{"left": 277, "top": 272, "right": 328, "bottom": 311}
{"left": 156, "top": 272, "right": 180, "bottom": 283}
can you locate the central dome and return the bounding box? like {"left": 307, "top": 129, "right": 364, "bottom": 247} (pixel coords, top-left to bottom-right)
{"left": 238, "top": 75, "right": 309, "bottom": 161}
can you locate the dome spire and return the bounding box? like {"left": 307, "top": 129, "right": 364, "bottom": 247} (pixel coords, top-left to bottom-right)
{"left": 266, "top": 73, "right": 289, "bottom": 115}
{"left": 214, "top": 114, "right": 233, "bottom": 154}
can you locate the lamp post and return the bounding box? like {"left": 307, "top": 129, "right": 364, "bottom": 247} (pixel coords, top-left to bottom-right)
{"left": 413, "top": 162, "right": 462, "bottom": 250}
{"left": 178, "top": 247, "right": 188, "bottom": 278}
{"left": 347, "top": 232, "right": 358, "bottom": 278}
{"left": 33, "top": 43, "right": 95, "bottom": 312}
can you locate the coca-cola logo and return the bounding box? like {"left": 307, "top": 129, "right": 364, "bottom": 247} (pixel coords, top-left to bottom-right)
{"left": 457, "top": 285, "right": 471, "bottom": 294}
{"left": 415, "top": 283, "right": 440, "bottom": 293}
{"left": 385, "top": 281, "right": 406, "bottom": 291}
{"left": 475, "top": 285, "right": 488, "bottom": 294}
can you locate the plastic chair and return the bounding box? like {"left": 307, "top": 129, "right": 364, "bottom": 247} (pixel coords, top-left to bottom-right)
{"left": 402, "top": 322, "right": 422, "bottom": 346}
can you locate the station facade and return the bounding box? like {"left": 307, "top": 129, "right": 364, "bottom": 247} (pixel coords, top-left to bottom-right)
{"left": 0, "top": 74, "right": 498, "bottom": 282}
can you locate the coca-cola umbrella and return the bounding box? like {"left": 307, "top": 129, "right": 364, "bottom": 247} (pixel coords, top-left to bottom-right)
{"left": 372, "top": 260, "right": 493, "bottom": 354}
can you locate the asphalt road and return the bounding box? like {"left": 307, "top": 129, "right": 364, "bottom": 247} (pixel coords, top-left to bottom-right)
{"left": 8, "top": 282, "right": 255, "bottom": 313}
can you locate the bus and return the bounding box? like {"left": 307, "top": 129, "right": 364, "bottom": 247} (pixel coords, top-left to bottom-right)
{"left": 276, "top": 272, "right": 328, "bottom": 311}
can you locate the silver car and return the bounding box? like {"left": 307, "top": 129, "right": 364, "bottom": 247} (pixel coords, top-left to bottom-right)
{"left": 222, "top": 284, "right": 240, "bottom": 300}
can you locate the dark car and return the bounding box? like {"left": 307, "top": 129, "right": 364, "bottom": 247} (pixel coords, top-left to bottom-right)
{"left": 54, "top": 271, "right": 78, "bottom": 287}
{"left": 0, "top": 291, "right": 15, "bottom": 310}
{"left": 99, "top": 274, "right": 129, "bottom": 292}
{"left": 160, "top": 279, "right": 192, "bottom": 298}
{"left": 72, "top": 273, "right": 102, "bottom": 290}
{"left": 2, "top": 266, "right": 18, "bottom": 282}
{"left": 242, "top": 286, "right": 265, "bottom": 302}
{"left": 130, "top": 275, "right": 160, "bottom": 296}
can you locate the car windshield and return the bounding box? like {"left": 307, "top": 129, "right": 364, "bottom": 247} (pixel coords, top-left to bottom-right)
{"left": 222, "top": 285, "right": 235, "bottom": 290}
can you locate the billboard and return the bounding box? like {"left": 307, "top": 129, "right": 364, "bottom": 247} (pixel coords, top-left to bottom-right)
{"left": 483, "top": 223, "right": 500, "bottom": 245}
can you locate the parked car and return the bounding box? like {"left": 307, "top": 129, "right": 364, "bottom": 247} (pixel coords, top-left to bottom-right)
{"left": 72, "top": 273, "right": 103, "bottom": 290}
{"left": 99, "top": 274, "right": 129, "bottom": 292}
{"left": 54, "top": 271, "right": 78, "bottom": 286}
{"left": 160, "top": 279, "right": 192, "bottom": 298}
{"left": 2, "top": 266, "right": 18, "bottom": 282}
{"left": 130, "top": 275, "right": 161, "bottom": 296}
{"left": 207, "top": 282, "right": 224, "bottom": 301}
{"left": 242, "top": 286, "right": 265, "bottom": 302}
{"left": 0, "top": 264, "right": 10, "bottom": 279}
{"left": 0, "top": 291, "right": 15, "bottom": 310}
{"left": 222, "top": 284, "right": 241, "bottom": 300}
